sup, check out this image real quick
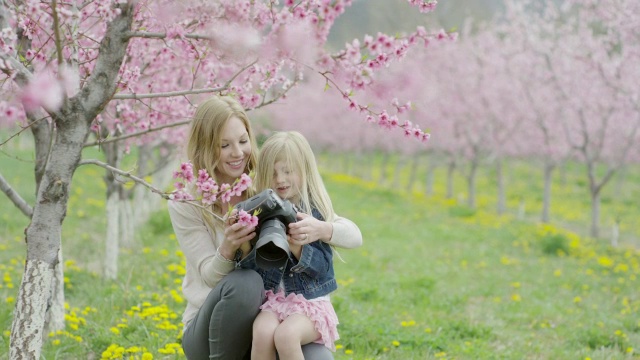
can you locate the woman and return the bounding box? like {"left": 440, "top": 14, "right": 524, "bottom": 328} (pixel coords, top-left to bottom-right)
{"left": 168, "top": 96, "right": 362, "bottom": 360}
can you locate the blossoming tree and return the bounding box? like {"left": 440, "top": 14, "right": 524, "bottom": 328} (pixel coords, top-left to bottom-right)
{"left": 0, "top": 0, "right": 442, "bottom": 357}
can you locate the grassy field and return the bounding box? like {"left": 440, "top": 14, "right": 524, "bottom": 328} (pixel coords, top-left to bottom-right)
{"left": 1, "top": 140, "right": 639, "bottom": 359}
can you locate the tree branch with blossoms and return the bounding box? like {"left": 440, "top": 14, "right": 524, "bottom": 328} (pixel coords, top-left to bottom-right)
{"left": 306, "top": 23, "right": 454, "bottom": 143}
{"left": 78, "top": 159, "right": 258, "bottom": 226}
{"left": 171, "top": 162, "right": 258, "bottom": 226}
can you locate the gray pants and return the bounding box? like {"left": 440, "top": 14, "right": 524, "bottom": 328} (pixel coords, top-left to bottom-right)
{"left": 182, "top": 269, "right": 333, "bottom": 360}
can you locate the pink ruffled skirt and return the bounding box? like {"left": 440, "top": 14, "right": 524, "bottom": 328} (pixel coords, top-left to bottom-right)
{"left": 260, "top": 289, "right": 340, "bottom": 351}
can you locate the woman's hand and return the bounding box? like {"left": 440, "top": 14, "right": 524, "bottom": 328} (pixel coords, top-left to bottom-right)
{"left": 287, "top": 212, "right": 333, "bottom": 245}
{"left": 218, "top": 210, "right": 256, "bottom": 260}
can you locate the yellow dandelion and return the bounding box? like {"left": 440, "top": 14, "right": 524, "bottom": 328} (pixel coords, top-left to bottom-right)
{"left": 5, "top": 297, "right": 15, "bottom": 304}
{"left": 626, "top": 347, "right": 633, "bottom": 354}
{"left": 573, "top": 296, "right": 582, "bottom": 303}
{"left": 511, "top": 294, "right": 522, "bottom": 302}
{"left": 345, "top": 349, "right": 353, "bottom": 355}
{"left": 553, "top": 269, "right": 562, "bottom": 277}
{"left": 142, "top": 353, "right": 153, "bottom": 360}
{"left": 392, "top": 340, "right": 400, "bottom": 347}
{"left": 110, "top": 327, "right": 120, "bottom": 335}
{"left": 425, "top": 327, "right": 432, "bottom": 333}
{"left": 597, "top": 256, "right": 613, "bottom": 268}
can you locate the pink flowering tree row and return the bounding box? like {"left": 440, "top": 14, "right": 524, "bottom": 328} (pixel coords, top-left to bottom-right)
{"left": 0, "top": 0, "right": 443, "bottom": 357}
{"left": 259, "top": 0, "right": 640, "bottom": 239}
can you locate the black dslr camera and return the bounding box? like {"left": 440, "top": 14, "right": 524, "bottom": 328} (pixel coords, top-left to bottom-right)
{"left": 234, "top": 189, "right": 298, "bottom": 269}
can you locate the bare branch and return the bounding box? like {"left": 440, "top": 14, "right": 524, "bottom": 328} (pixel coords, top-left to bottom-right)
{"left": 79, "top": 158, "right": 169, "bottom": 197}
{"left": 0, "top": 116, "right": 49, "bottom": 147}
{"left": 83, "top": 119, "right": 191, "bottom": 147}
{"left": 112, "top": 59, "right": 257, "bottom": 100}
{"left": 112, "top": 86, "right": 228, "bottom": 100}
{"left": 51, "top": 0, "right": 64, "bottom": 68}
{"left": 79, "top": 2, "right": 135, "bottom": 122}
{"left": 0, "top": 51, "right": 33, "bottom": 84}
{"left": 126, "top": 31, "right": 212, "bottom": 41}
{"left": 77, "top": 159, "right": 224, "bottom": 221}
{"left": 0, "top": 172, "right": 33, "bottom": 218}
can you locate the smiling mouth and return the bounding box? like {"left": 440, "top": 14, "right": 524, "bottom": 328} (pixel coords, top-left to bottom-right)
{"left": 228, "top": 160, "right": 243, "bottom": 167}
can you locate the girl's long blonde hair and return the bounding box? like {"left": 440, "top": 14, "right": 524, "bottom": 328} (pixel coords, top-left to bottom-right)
{"left": 254, "top": 131, "right": 335, "bottom": 222}
{"left": 187, "top": 96, "right": 258, "bottom": 223}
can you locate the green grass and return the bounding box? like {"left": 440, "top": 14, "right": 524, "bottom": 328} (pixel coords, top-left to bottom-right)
{"left": 1, "top": 141, "right": 639, "bottom": 359}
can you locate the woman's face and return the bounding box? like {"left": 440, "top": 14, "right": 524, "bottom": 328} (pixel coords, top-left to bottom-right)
{"left": 215, "top": 116, "right": 251, "bottom": 185}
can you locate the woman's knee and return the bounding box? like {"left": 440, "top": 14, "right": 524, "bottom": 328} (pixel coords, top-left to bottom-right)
{"left": 221, "top": 269, "right": 264, "bottom": 306}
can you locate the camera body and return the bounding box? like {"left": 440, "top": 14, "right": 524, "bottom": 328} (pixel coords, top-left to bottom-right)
{"left": 234, "top": 189, "right": 298, "bottom": 269}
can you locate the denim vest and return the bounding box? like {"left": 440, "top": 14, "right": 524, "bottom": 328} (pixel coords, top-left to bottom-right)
{"left": 238, "top": 209, "right": 337, "bottom": 300}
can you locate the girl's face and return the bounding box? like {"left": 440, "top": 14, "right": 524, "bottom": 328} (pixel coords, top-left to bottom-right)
{"left": 215, "top": 116, "right": 251, "bottom": 185}
{"left": 272, "top": 160, "right": 301, "bottom": 203}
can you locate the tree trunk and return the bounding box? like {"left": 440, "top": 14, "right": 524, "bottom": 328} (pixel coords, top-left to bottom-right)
{"left": 11, "top": 260, "right": 54, "bottom": 358}
{"left": 425, "top": 159, "right": 435, "bottom": 196}
{"left": 11, "top": 112, "right": 89, "bottom": 359}
{"left": 104, "top": 191, "right": 120, "bottom": 279}
{"left": 378, "top": 152, "right": 390, "bottom": 187}
{"left": 102, "top": 130, "right": 123, "bottom": 279}
{"left": 614, "top": 165, "right": 626, "bottom": 199}
{"left": 518, "top": 198, "right": 526, "bottom": 220}
{"left": 30, "top": 113, "right": 66, "bottom": 336}
{"left": 559, "top": 160, "right": 567, "bottom": 186}
{"left": 392, "top": 156, "right": 405, "bottom": 189}
{"left": 467, "top": 161, "right": 478, "bottom": 209}
{"left": 43, "top": 246, "right": 65, "bottom": 336}
{"left": 342, "top": 152, "right": 351, "bottom": 174}
{"left": 496, "top": 158, "right": 505, "bottom": 214}
{"left": 10, "top": 5, "right": 134, "bottom": 357}
{"left": 30, "top": 114, "right": 52, "bottom": 195}
{"left": 541, "top": 162, "right": 555, "bottom": 223}
{"left": 446, "top": 160, "right": 455, "bottom": 199}
{"left": 590, "top": 187, "right": 601, "bottom": 238}
{"left": 131, "top": 150, "right": 176, "bottom": 228}
{"left": 120, "top": 198, "right": 135, "bottom": 248}
{"left": 406, "top": 154, "right": 419, "bottom": 193}
{"left": 611, "top": 219, "right": 619, "bottom": 247}
{"left": 360, "top": 152, "right": 372, "bottom": 180}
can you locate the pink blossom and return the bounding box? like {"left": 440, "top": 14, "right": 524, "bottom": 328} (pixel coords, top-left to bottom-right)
{"left": 236, "top": 210, "right": 258, "bottom": 228}
{"left": 20, "top": 70, "right": 64, "bottom": 112}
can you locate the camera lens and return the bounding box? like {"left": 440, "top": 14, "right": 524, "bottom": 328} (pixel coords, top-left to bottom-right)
{"left": 255, "top": 219, "right": 290, "bottom": 269}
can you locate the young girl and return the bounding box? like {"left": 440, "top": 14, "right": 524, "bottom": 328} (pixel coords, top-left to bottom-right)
{"left": 241, "top": 131, "right": 356, "bottom": 360}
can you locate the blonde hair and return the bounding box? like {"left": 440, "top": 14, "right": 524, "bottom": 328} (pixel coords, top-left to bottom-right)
{"left": 255, "top": 131, "right": 335, "bottom": 222}
{"left": 187, "top": 96, "right": 258, "bottom": 221}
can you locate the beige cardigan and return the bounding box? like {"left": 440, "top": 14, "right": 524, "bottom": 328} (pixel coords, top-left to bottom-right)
{"left": 168, "top": 200, "right": 363, "bottom": 325}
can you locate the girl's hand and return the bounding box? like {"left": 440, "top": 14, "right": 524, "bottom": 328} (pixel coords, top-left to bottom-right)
{"left": 287, "top": 236, "right": 303, "bottom": 260}
{"left": 218, "top": 210, "right": 256, "bottom": 260}
{"left": 287, "top": 212, "right": 333, "bottom": 245}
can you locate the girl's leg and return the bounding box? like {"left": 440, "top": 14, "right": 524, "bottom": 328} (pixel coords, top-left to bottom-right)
{"left": 182, "top": 269, "right": 264, "bottom": 360}
{"left": 251, "top": 311, "right": 280, "bottom": 360}
{"left": 273, "top": 314, "right": 321, "bottom": 360}
{"left": 300, "top": 343, "right": 333, "bottom": 360}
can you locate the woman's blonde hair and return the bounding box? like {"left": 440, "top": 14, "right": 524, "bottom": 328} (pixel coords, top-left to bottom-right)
{"left": 187, "top": 96, "right": 258, "bottom": 220}
{"left": 254, "top": 131, "right": 335, "bottom": 222}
